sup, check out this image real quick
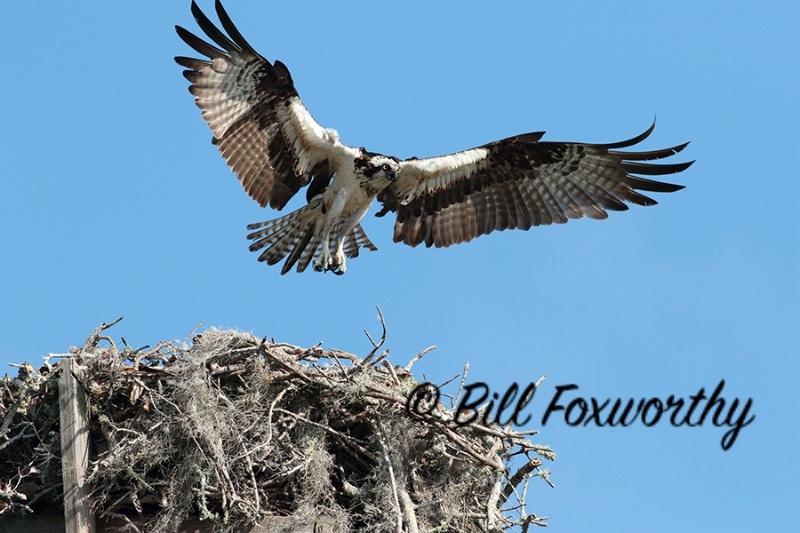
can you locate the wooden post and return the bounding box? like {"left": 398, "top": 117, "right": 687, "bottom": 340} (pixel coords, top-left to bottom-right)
{"left": 59, "top": 358, "right": 95, "bottom": 533}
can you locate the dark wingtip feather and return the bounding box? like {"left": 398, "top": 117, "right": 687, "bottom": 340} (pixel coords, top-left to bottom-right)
{"left": 509, "top": 131, "right": 546, "bottom": 143}
{"left": 174, "top": 56, "right": 208, "bottom": 70}
{"left": 602, "top": 120, "right": 656, "bottom": 150}
{"left": 671, "top": 141, "right": 691, "bottom": 155}
{"left": 613, "top": 141, "right": 691, "bottom": 161}
{"left": 175, "top": 25, "right": 225, "bottom": 59}
{"left": 181, "top": 70, "right": 199, "bottom": 83}
{"left": 621, "top": 160, "right": 695, "bottom": 177}
{"left": 215, "top": 0, "right": 262, "bottom": 58}
{"left": 604, "top": 121, "right": 693, "bottom": 193}
{"left": 189, "top": 0, "right": 205, "bottom": 26}
{"left": 190, "top": 0, "right": 240, "bottom": 54}
{"left": 622, "top": 175, "right": 686, "bottom": 193}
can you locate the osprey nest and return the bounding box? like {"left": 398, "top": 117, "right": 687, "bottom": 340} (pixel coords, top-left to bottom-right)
{"left": 0, "top": 318, "right": 554, "bottom": 532}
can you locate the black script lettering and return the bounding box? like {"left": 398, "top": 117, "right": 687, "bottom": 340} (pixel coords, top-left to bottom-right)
{"left": 584, "top": 398, "right": 610, "bottom": 426}
{"left": 494, "top": 383, "right": 535, "bottom": 426}
{"left": 609, "top": 398, "right": 645, "bottom": 427}
{"left": 665, "top": 395, "right": 687, "bottom": 426}
{"left": 684, "top": 387, "right": 708, "bottom": 427}
{"left": 641, "top": 398, "right": 664, "bottom": 427}
{"left": 565, "top": 397, "right": 589, "bottom": 426}
{"left": 480, "top": 391, "right": 501, "bottom": 426}
{"left": 453, "top": 382, "right": 489, "bottom": 426}
{"left": 698, "top": 380, "right": 727, "bottom": 425}
{"left": 420, "top": 378, "right": 755, "bottom": 451}
{"left": 405, "top": 383, "right": 440, "bottom": 419}
{"left": 720, "top": 397, "right": 756, "bottom": 451}
{"left": 541, "top": 384, "right": 579, "bottom": 425}
{"left": 455, "top": 382, "right": 537, "bottom": 427}
{"left": 582, "top": 397, "right": 646, "bottom": 427}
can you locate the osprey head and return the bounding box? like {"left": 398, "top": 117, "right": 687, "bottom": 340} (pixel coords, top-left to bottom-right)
{"left": 354, "top": 149, "right": 400, "bottom": 193}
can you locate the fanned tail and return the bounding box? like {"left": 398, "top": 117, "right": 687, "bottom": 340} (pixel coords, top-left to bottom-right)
{"left": 330, "top": 220, "right": 378, "bottom": 259}
{"left": 246, "top": 199, "right": 377, "bottom": 274}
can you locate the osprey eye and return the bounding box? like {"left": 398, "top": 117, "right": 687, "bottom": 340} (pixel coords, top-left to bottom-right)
{"left": 381, "top": 163, "right": 390, "bottom": 172}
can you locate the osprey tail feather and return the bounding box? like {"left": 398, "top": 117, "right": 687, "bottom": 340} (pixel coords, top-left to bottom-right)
{"left": 246, "top": 200, "right": 377, "bottom": 274}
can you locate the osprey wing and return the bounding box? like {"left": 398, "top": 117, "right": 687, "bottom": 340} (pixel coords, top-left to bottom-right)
{"left": 378, "top": 122, "right": 693, "bottom": 247}
{"left": 175, "top": 0, "right": 340, "bottom": 209}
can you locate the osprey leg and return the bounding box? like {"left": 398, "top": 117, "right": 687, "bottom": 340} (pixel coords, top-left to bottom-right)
{"left": 318, "top": 204, "right": 373, "bottom": 274}
{"left": 246, "top": 199, "right": 377, "bottom": 275}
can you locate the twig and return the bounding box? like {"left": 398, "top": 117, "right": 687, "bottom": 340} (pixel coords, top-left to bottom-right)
{"left": 486, "top": 469, "right": 505, "bottom": 530}
{"left": 275, "top": 408, "right": 379, "bottom": 463}
{"left": 133, "top": 341, "right": 172, "bottom": 371}
{"left": 398, "top": 488, "right": 420, "bottom": 533}
{"left": 0, "top": 429, "right": 34, "bottom": 453}
{"left": 521, "top": 513, "right": 549, "bottom": 530}
{"left": 381, "top": 361, "right": 402, "bottom": 386}
{"left": 81, "top": 317, "right": 123, "bottom": 351}
{"left": 258, "top": 341, "right": 313, "bottom": 384}
{"left": 372, "top": 418, "right": 418, "bottom": 533}
{"left": 362, "top": 306, "right": 388, "bottom": 362}
{"left": 451, "top": 361, "right": 470, "bottom": 410}
{"left": 502, "top": 458, "right": 543, "bottom": 503}
{"left": 181, "top": 321, "right": 205, "bottom": 348}
{"left": 234, "top": 388, "right": 288, "bottom": 462}
{"left": 99, "top": 511, "right": 143, "bottom": 533}
{"left": 405, "top": 345, "right": 436, "bottom": 372}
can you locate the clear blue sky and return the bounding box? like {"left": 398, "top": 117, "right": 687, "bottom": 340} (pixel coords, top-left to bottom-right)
{"left": 2, "top": 1, "right": 797, "bottom": 531}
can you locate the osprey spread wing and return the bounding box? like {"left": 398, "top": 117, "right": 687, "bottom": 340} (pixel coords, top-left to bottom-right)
{"left": 176, "top": 0, "right": 693, "bottom": 275}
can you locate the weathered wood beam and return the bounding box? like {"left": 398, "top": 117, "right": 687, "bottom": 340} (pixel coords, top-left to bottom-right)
{"left": 58, "top": 358, "right": 95, "bottom": 533}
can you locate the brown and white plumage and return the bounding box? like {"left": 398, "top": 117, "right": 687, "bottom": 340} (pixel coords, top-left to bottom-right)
{"left": 380, "top": 126, "right": 691, "bottom": 248}
{"left": 176, "top": 0, "right": 693, "bottom": 274}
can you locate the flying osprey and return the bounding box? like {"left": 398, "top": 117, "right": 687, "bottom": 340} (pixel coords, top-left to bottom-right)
{"left": 176, "top": 1, "right": 692, "bottom": 275}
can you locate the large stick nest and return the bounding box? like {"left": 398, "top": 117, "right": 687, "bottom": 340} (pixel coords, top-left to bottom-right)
{"left": 1, "top": 319, "right": 554, "bottom": 532}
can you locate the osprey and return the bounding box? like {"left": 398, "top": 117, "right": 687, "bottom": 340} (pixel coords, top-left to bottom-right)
{"left": 176, "top": 1, "right": 693, "bottom": 275}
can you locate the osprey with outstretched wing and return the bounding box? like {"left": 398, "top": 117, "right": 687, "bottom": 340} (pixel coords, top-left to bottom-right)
{"left": 176, "top": 0, "right": 693, "bottom": 275}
